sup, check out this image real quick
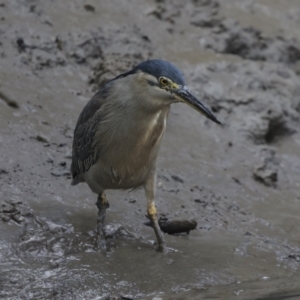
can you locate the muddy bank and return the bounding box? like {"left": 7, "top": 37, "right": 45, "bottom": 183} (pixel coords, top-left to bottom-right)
{"left": 1, "top": 0, "right": 300, "bottom": 299}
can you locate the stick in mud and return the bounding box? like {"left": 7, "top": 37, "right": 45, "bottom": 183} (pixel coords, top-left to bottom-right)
{"left": 145, "top": 218, "right": 197, "bottom": 235}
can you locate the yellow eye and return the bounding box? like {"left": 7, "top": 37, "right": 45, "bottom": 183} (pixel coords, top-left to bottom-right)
{"left": 160, "top": 77, "right": 169, "bottom": 86}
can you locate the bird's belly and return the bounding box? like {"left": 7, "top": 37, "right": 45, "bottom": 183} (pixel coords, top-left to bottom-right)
{"left": 85, "top": 110, "right": 168, "bottom": 192}
{"left": 89, "top": 149, "right": 157, "bottom": 190}
{"left": 107, "top": 139, "right": 162, "bottom": 189}
{"left": 98, "top": 126, "right": 165, "bottom": 189}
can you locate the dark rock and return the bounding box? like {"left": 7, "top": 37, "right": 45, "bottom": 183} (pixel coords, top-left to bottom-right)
{"left": 35, "top": 134, "right": 49, "bottom": 143}
{"left": 51, "top": 170, "right": 71, "bottom": 177}
{"left": 171, "top": 175, "right": 184, "bottom": 183}
{"left": 0, "top": 169, "right": 8, "bottom": 175}
{"left": 203, "top": 19, "right": 300, "bottom": 64}
{"left": 16, "top": 37, "right": 26, "bottom": 52}
{"left": 287, "top": 254, "right": 300, "bottom": 263}
{"left": 0, "top": 90, "right": 19, "bottom": 108}
{"left": 84, "top": 4, "right": 95, "bottom": 12}
{"left": 253, "top": 164, "right": 277, "bottom": 187}
{"left": 253, "top": 147, "right": 279, "bottom": 187}
{"left": 145, "top": 218, "right": 197, "bottom": 234}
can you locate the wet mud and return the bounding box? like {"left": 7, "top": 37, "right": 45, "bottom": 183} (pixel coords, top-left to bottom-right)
{"left": 1, "top": 0, "right": 300, "bottom": 299}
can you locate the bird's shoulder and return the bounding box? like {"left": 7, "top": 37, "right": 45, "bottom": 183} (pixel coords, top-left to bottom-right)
{"left": 75, "top": 83, "right": 112, "bottom": 128}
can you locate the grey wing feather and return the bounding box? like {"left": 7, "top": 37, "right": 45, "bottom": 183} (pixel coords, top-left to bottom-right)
{"left": 71, "top": 85, "right": 110, "bottom": 185}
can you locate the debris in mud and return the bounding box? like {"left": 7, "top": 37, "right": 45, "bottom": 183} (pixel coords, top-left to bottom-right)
{"left": 171, "top": 175, "right": 184, "bottom": 183}
{"left": 253, "top": 164, "right": 277, "bottom": 187}
{"left": 105, "top": 295, "right": 134, "bottom": 300}
{"left": 0, "top": 168, "right": 9, "bottom": 175}
{"left": 191, "top": 61, "right": 300, "bottom": 143}
{"left": 150, "top": 0, "right": 220, "bottom": 29}
{"left": 50, "top": 169, "right": 71, "bottom": 177}
{"left": 287, "top": 254, "right": 300, "bottom": 263}
{"left": 253, "top": 147, "right": 278, "bottom": 187}
{"left": 128, "top": 198, "right": 136, "bottom": 204}
{"left": 18, "top": 212, "right": 83, "bottom": 257}
{"left": 189, "top": 0, "right": 221, "bottom": 28}
{"left": 16, "top": 37, "right": 26, "bottom": 52}
{"left": 189, "top": 184, "right": 252, "bottom": 230}
{"left": 198, "top": 224, "right": 211, "bottom": 230}
{"left": 145, "top": 217, "right": 197, "bottom": 234}
{"left": 241, "top": 112, "right": 295, "bottom": 144}
{"left": 147, "top": 0, "right": 181, "bottom": 24}
{"left": 0, "top": 90, "right": 19, "bottom": 108}
{"left": 83, "top": 4, "right": 95, "bottom": 12}
{"left": 16, "top": 36, "right": 67, "bottom": 69}
{"left": 231, "top": 176, "right": 241, "bottom": 185}
{"left": 202, "top": 19, "right": 300, "bottom": 64}
{"left": 194, "top": 199, "right": 202, "bottom": 203}
{"left": 1, "top": 199, "right": 145, "bottom": 259}
{"left": 3, "top": 201, "right": 92, "bottom": 258}
{"left": 0, "top": 200, "right": 31, "bottom": 224}
{"left": 33, "top": 134, "right": 49, "bottom": 144}
{"left": 87, "top": 26, "right": 153, "bottom": 90}
{"left": 13, "top": 25, "right": 152, "bottom": 77}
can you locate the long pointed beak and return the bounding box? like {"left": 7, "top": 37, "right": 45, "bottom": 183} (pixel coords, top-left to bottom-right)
{"left": 174, "top": 87, "right": 222, "bottom": 125}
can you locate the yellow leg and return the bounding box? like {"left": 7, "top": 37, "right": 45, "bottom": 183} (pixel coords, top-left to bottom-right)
{"left": 144, "top": 169, "right": 166, "bottom": 252}
{"left": 147, "top": 202, "right": 166, "bottom": 252}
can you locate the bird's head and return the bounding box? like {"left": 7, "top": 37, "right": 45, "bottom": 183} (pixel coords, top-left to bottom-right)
{"left": 115, "top": 59, "right": 221, "bottom": 125}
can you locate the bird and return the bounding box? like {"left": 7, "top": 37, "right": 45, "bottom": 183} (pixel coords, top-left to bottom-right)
{"left": 71, "top": 59, "right": 221, "bottom": 252}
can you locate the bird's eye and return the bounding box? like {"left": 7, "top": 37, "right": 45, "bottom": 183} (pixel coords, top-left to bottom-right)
{"left": 159, "top": 77, "right": 169, "bottom": 86}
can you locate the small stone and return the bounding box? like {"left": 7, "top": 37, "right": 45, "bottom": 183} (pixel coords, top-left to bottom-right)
{"left": 51, "top": 170, "right": 71, "bottom": 177}
{"left": 171, "top": 175, "right": 184, "bottom": 183}
{"left": 0, "top": 169, "right": 8, "bottom": 174}
{"left": 49, "top": 260, "right": 60, "bottom": 269}
{"left": 11, "top": 213, "right": 24, "bottom": 224}
{"left": 200, "top": 224, "right": 211, "bottom": 230}
{"left": 84, "top": 4, "right": 95, "bottom": 12}
{"left": 35, "top": 134, "right": 49, "bottom": 143}
{"left": 232, "top": 177, "right": 241, "bottom": 184}
{"left": 253, "top": 164, "right": 277, "bottom": 187}
{"left": 288, "top": 254, "right": 300, "bottom": 263}
{"left": 10, "top": 277, "right": 18, "bottom": 284}
{"left": 2, "top": 216, "right": 10, "bottom": 222}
